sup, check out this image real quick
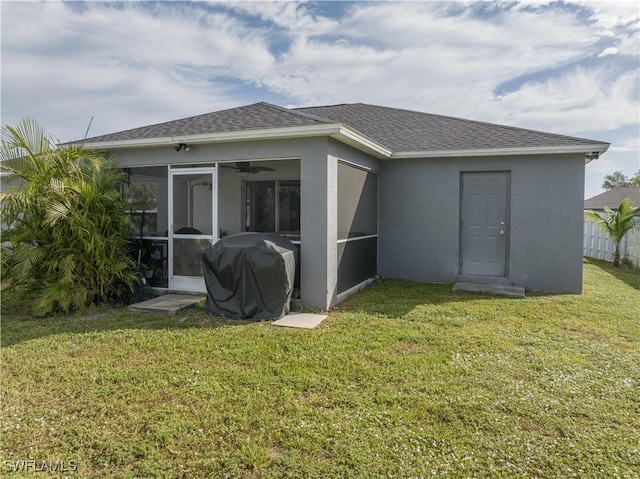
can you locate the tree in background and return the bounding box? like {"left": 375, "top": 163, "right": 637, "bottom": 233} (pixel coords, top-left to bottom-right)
{"left": 602, "top": 170, "right": 640, "bottom": 190}
{"left": 1, "top": 118, "right": 139, "bottom": 316}
{"left": 585, "top": 198, "right": 640, "bottom": 267}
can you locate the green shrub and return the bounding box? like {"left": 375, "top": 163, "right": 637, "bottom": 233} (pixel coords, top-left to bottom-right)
{"left": 1, "top": 118, "right": 139, "bottom": 316}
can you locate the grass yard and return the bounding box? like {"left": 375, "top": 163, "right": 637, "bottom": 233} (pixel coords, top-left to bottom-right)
{"left": 1, "top": 258, "right": 639, "bottom": 478}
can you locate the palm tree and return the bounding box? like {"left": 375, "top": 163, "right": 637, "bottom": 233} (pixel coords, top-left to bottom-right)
{"left": 1, "top": 118, "right": 140, "bottom": 315}
{"left": 585, "top": 198, "right": 640, "bottom": 267}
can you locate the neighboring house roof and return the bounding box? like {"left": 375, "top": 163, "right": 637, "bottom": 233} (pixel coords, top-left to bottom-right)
{"left": 584, "top": 186, "right": 640, "bottom": 210}
{"left": 80, "top": 101, "right": 609, "bottom": 159}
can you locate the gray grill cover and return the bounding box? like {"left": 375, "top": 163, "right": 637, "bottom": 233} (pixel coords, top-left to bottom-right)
{"left": 202, "top": 233, "right": 297, "bottom": 320}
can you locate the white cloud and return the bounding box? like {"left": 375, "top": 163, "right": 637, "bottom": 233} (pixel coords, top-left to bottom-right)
{"left": 1, "top": 1, "right": 274, "bottom": 140}
{"left": 608, "top": 145, "right": 637, "bottom": 153}
{"left": 1, "top": 0, "right": 637, "bottom": 197}
{"left": 487, "top": 65, "right": 640, "bottom": 134}
{"left": 583, "top": 0, "right": 640, "bottom": 31}
{"left": 239, "top": 0, "right": 638, "bottom": 142}
{"left": 227, "top": 1, "right": 339, "bottom": 36}
{"left": 598, "top": 47, "right": 619, "bottom": 57}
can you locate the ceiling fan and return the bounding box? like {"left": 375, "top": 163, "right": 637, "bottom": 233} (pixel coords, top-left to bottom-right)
{"left": 220, "top": 161, "right": 275, "bottom": 176}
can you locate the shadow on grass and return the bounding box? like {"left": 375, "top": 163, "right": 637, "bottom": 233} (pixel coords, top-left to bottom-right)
{"left": 338, "top": 278, "right": 513, "bottom": 318}
{"left": 7, "top": 260, "right": 631, "bottom": 347}
{"left": 343, "top": 261, "right": 640, "bottom": 319}
{"left": 0, "top": 297, "right": 253, "bottom": 348}
{"left": 584, "top": 257, "right": 640, "bottom": 291}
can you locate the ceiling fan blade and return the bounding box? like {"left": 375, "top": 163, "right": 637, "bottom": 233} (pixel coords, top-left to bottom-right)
{"left": 249, "top": 166, "right": 276, "bottom": 173}
{"left": 219, "top": 162, "right": 274, "bottom": 174}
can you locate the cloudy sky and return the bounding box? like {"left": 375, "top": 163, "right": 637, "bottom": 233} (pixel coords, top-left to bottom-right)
{"left": 2, "top": 0, "right": 638, "bottom": 197}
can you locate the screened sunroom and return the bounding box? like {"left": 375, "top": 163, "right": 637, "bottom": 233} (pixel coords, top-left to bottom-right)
{"left": 121, "top": 154, "right": 378, "bottom": 309}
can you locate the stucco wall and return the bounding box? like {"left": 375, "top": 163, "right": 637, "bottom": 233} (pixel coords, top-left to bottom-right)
{"left": 378, "top": 154, "right": 586, "bottom": 293}
{"left": 328, "top": 139, "right": 381, "bottom": 173}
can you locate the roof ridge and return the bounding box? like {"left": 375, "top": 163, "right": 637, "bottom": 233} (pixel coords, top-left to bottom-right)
{"left": 296, "top": 102, "right": 351, "bottom": 109}
{"left": 261, "top": 102, "right": 337, "bottom": 124}
{"left": 152, "top": 102, "right": 269, "bottom": 125}
{"left": 82, "top": 102, "right": 269, "bottom": 141}
{"left": 82, "top": 102, "right": 335, "bottom": 143}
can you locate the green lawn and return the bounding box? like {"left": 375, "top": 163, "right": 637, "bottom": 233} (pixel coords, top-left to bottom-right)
{"left": 1, "top": 258, "right": 639, "bottom": 478}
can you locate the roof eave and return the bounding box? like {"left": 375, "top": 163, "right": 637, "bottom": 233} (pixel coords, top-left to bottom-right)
{"left": 390, "top": 143, "right": 610, "bottom": 161}
{"left": 76, "top": 122, "right": 392, "bottom": 159}
{"left": 331, "top": 125, "right": 392, "bottom": 158}
{"left": 78, "top": 123, "right": 343, "bottom": 150}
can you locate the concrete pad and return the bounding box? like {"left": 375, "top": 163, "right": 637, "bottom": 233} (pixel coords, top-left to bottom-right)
{"left": 452, "top": 282, "right": 525, "bottom": 299}
{"left": 272, "top": 312, "right": 328, "bottom": 329}
{"left": 128, "top": 294, "right": 205, "bottom": 315}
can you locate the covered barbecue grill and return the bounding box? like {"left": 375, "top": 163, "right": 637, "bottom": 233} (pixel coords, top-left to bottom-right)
{"left": 202, "top": 233, "right": 297, "bottom": 320}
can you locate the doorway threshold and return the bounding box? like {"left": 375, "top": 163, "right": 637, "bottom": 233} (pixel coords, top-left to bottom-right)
{"left": 452, "top": 282, "right": 525, "bottom": 298}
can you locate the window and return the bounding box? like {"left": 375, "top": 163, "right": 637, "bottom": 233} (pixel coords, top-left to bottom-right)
{"left": 245, "top": 180, "right": 300, "bottom": 239}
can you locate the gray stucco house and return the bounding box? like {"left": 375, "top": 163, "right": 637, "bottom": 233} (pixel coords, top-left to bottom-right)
{"left": 82, "top": 102, "right": 609, "bottom": 310}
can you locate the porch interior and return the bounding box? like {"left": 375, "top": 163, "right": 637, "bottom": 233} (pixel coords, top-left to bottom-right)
{"left": 126, "top": 159, "right": 301, "bottom": 291}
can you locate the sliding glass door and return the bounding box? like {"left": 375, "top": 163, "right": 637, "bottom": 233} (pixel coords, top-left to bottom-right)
{"left": 245, "top": 179, "right": 300, "bottom": 241}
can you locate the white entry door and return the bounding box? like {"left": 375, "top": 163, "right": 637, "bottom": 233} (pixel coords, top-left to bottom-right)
{"left": 460, "top": 171, "right": 510, "bottom": 277}
{"left": 169, "top": 167, "right": 217, "bottom": 292}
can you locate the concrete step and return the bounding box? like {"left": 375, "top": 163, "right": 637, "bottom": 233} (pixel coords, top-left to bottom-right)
{"left": 128, "top": 294, "right": 205, "bottom": 315}
{"left": 452, "top": 282, "right": 525, "bottom": 298}
{"left": 272, "top": 312, "right": 328, "bottom": 329}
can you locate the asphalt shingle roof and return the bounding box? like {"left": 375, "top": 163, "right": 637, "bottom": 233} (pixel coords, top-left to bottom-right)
{"left": 84, "top": 103, "right": 333, "bottom": 144}
{"left": 84, "top": 101, "right": 607, "bottom": 154}
{"left": 584, "top": 186, "right": 640, "bottom": 210}
{"left": 296, "top": 103, "right": 602, "bottom": 152}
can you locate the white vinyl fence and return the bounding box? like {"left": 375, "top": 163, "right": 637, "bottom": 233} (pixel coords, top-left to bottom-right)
{"left": 583, "top": 216, "right": 640, "bottom": 268}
